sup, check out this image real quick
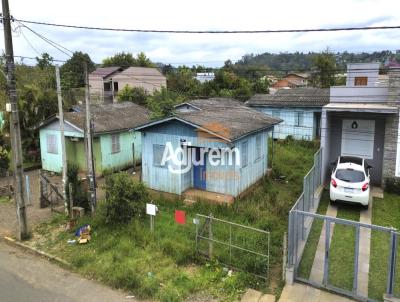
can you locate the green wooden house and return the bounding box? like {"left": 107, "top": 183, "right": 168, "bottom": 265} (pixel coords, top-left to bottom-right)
{"left": 37, "top": 102, "right": 150, "bottom": 174}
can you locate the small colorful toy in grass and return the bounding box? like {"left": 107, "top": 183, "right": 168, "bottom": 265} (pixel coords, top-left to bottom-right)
{"left": 75, "top": 224, "right": 91, "bottom": 244}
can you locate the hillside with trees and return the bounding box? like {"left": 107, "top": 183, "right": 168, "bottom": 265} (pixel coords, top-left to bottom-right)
{"left": 233, "top": 50, "right": 400, "bottom": 75}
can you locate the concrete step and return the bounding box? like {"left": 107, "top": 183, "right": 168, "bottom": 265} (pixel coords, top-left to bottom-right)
{"left": 241, "top": 289, "right": 275, "bottom": 302}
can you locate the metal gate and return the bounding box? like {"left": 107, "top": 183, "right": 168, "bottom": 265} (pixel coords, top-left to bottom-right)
{"left": 195, "top": 214, "right": 270, "bottom": 280}
{"left": 39, "top": 170, "right": 64, "bottom": 211}
{"left": 289, "top": 210, "right": 399, "bottom": 302}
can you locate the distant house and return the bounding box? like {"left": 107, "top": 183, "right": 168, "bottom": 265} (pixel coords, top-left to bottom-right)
{"left": 246, "top": 88, "right": 329, "bottom": 140}
{"left": 89, "top": 67, "right": 124, "bottom": 104}
{"left": 37, "top": 102, "right": 150, "bottom": 175}
{"left": 136, "top": 98, "right": 281, "bottom": 203}
{"left": 271, "top": 73, "right": 309, "bottom": 89}
{"left": 320, "top": 63, "right": 400, "bottom": 186}
{"left": 195, "top": 72, "right": 215, "bottom": 83}
{"left": 89, "top": 66, "right": 166, "bottom": 103}
{"left": 112, "top": 67, "right": 166, "bottom": 95}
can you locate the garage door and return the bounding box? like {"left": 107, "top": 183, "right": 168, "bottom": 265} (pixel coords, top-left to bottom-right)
{"left": 341, "top": 119, "right": 375, "bottom": 159}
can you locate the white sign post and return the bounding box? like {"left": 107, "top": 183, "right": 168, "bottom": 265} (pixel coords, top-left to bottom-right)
{"left": 146, "top": 203, "right": 157, "bottom": 232}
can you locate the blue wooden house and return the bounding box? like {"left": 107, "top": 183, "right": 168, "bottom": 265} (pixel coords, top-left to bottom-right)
{"left": 37, "top": 102, "right": 150, "bottom": 175}
{"left": 136, "top": 98, "right": 281, "bottom": 203}
{"left": 246, "top": 88, "right": 329, "bottom": 140}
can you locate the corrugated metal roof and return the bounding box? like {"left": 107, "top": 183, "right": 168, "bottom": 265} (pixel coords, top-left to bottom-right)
{"left": 39, "top": 102, "right": 150, "bottom": 134}
{"left": 246, "top": 88, "right": 330, "bottom": 107}
{"left": 114, "top": 67, "right": 164, "bottom": 77}
{"left": 137, "top": 98, "right": 282, "bottom": 141}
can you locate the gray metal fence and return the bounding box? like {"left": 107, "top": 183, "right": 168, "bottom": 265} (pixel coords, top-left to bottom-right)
{"left": 291, "top": 210, "right": 399, "bottom": 302}
{"left": 287, "top": 147, "right": 400, "bottom": 301}
{"left": 288, "top": 148, "right": 323, "bottom": 267}
{"left": 195, "top": 213, "right": 270, "bottom": 280}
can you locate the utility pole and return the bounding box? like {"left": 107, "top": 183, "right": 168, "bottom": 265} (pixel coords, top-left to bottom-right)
{"left": 55, "top": 65, "right": 69, "bottom": 217}
{"left": 1, "top": 0, "right": 28, "bottom": 240}
{"left": 84, "top": 63, "right": 96, "bottom": 213}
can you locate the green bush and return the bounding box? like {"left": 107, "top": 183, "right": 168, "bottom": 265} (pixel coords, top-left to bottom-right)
{"left": 103, "top": 172, "right": 149, "bottom": 224}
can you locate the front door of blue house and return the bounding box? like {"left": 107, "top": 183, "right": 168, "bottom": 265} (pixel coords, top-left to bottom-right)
{"left": 193, "top": 148, "right": 206, "bottom": 190}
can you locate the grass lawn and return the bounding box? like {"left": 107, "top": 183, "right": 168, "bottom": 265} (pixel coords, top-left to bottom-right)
{"left": 0, "top": 196, "right": 10, "bottom": 204}
{"left": 296, "top": 191, "right": 329, "bottom": 279}
{"left": 369, "top": 193, "right": 400, "bottom": 301}
{"left": 28, "top": 140, "right": 317, "bottom": 302}
{"left": 328, "top": 203, "right": 360, "bottom": 291}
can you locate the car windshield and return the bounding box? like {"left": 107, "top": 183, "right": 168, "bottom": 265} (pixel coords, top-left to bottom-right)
{"left": 335, "top": 169, "right": 365, "bottom": 183}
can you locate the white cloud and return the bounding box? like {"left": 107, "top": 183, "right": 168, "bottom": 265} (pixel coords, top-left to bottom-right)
{"left": 2, "top": 0, "right": 400, "bottom": 66}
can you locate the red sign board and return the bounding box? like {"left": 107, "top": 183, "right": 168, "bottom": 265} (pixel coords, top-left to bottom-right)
{"left": 175, "top": 210, "right": 186, "bottom": 225}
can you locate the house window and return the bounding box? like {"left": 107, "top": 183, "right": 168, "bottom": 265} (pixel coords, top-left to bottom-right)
{"left": 153, "top": 144, "right": 166, "bottom": 167}
{"left": 295, "top": 111, "right": 304, "bottom": 127}
{"left": 241, "top": 141, "right": 248, "bottom": 168}
{"left": 255, "top": 135, "right": 262, "bottom": 161}
{"left": 111, "top": 134, "right": 120, "bottom": 153}
{"left": 354, "top": 77, "right": 368, "bottom": 86}
{"left": 46, "top": 134, "right": 58, "bottom": 154}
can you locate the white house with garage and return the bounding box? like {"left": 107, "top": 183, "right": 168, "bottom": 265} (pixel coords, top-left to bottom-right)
{"left": 320, "top": 63, "right": 400, "bottom": 186}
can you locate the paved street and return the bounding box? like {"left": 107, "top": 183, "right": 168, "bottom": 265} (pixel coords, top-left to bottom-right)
{"left": 0, "top": 241, "right": 132, "bottom": 302}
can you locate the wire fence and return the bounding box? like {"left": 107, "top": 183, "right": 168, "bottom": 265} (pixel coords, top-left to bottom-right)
{"left": 195, "top": 213, "right": 270, "bottom": 280}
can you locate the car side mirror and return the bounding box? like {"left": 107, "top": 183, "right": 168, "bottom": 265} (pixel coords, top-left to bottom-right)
{"left": 330, "top": 161, "right": 336, "bottom": 166}
{"left": 367, "top": 165, "right": 373, "bottom": 170}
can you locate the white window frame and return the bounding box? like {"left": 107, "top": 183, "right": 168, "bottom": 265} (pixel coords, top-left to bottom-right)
{"left": 111, "top": 134, "right": 120, "bottom": 154}
{"left": 153, "top": 144, "right": 166, "bottom": 168}
{"left": 46, "top": 134, "right": 58, "bottom": 154}
{"left": 396, "top": 117, "right": 400, "bottom": 177}
{"left": 255, "top": 135, "right": 262, "bottom": 161}
{"left": 295, "top": 111, "right": 304, "bottom": 127}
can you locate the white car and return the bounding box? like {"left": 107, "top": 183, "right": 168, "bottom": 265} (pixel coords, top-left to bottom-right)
{"left": 329, "top": 156, "right": 371, "bottom": 208}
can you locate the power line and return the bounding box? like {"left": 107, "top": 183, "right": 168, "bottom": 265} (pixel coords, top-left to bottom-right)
{"left": 13, "top": 18, "right": 400, "bottom": 34}
{"left": 14, "top": 55, "right": 66, "bottom": 62}
{"left": 16, "top": 22, "right": 73, "bottom": 57}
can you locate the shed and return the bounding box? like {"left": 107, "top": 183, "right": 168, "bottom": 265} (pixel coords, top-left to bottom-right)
{"left": 37, "top": 102, "right": 150, "bottom": 174}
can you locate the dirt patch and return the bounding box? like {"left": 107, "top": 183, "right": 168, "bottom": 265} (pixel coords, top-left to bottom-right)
{"left": 0, "top": 170, "right": 56, "bottom": 237}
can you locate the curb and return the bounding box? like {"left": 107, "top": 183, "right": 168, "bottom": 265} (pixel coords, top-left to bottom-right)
{"left": 1, "top": 236, "right": 71, "bottom": 268}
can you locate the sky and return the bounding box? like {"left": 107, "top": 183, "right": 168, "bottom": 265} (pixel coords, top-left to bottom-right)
{"left": 2, "top": 0, "right": 400, "bottom": 67}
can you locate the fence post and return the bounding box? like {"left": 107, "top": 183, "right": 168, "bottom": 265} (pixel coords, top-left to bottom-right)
{"left": 323, "top": 218, "right": 331, "bottom": 287}
{"left": 288, "top": 211, "right": 294, "bottom": 266}
{"left": 386, "top": 230, "right": 398, "bottom": 297}
{"left": 208, "top": 213, "right": 213, "bottom": 259}
{"left": 353, "top": 226, "right": 360, "bottom": 293}
{"left": 283, "top": 232, "right": 287, "bottom": 282}
{"left": 25, "top": 174, "right": 31, "bottom": 206}
{"left": 195, "top": 214, "right": 199, "bottom": 256}
{"left": 39, "top": 170, "right": 45, "bottom": 208}
{"left": 229, "top": 224, "right": 232, "bottom": 265}
{"left": 293, "top": 211, "right": 299, "bottom": 268}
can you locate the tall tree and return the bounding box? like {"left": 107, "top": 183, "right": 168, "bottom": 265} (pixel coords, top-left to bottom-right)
{"left": 102, "top": 52, "right": 155, "bottom": 68}
{"left": 36, "top": 53, "right": 54, "bottom": 70}
{"left": 102, "top": 52, "right": 136, "bottom": 68}
{"left": 60, "top": 52, "right": 95, "bottom": 89}
{"left": 310, "top": 49, "right": 337, "bottom": 88}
